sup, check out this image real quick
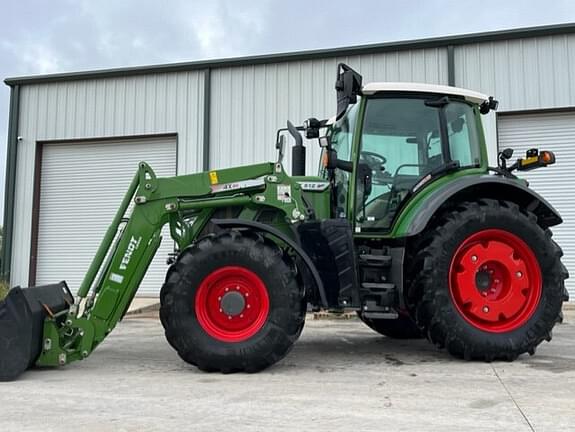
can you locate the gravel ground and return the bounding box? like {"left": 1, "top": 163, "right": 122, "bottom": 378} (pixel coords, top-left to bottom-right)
{"left": 1, "top": 311, "right": 574, "bottom": 432}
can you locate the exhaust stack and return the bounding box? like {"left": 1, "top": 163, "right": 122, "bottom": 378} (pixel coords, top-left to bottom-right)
{"left": 287, "top": 120, "right": 306, "bottom": 176}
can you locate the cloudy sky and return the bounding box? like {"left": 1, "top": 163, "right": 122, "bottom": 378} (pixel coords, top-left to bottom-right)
{"left": 1, "top": 0, "right": 575, "bottom": 221}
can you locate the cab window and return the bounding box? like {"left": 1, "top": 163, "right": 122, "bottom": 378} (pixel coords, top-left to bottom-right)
{"left": 357, "top": 96, "right": 480, "bottom": 230}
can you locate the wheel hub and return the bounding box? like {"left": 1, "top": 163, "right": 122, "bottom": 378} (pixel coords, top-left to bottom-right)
{"left": 220, "top": 291, "right": 246, "bottom": 316}
{"left": 449, "top": 229, "right": 542, "bottom": 333}
{"left": 475, "top": 270, "right": 492, "bottom": 292}
{"left": 194, "top": 266, "right": 270, "bottom": 343}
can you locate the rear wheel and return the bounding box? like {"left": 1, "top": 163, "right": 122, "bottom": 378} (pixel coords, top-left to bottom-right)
{"left": 358, "top": 313, "right": 423, "bottom": 339}
{"left": 412, "top": 199, "right": 567, "bottom": 361}
{"left": 160, "top": 230, "right": 305, "bottom": 373}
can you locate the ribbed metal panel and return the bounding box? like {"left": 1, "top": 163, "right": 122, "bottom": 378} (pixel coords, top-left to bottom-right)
{"left": 11, "top": 71, "right": 204, "bottom": 290}
{"left": 36, "top": 137, "right": 176, "bottom": 296}
{"left": 454, "top": 34, "right": 575, "bottom": 112}
{"left": 498, "top": 111, "right": 575, "bottom": 299}
{"left": 210, "top": 49, "right": 448, "bottom": 173}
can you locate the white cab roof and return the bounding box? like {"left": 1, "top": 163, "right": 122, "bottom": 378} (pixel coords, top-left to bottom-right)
{"left": 362, "top": 82, "right": 489, "bottom": 104}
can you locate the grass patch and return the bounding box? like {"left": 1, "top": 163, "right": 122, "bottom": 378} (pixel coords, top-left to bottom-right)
{"left": 0, "top": 280, "right": 8, "bottom": 300}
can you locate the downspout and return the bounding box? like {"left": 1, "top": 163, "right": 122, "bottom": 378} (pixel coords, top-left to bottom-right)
{"left": 1, "top": 84, "right": 21, "bottom": 283}
{"left": 202, "top": 68, "right": 211, "bottom": 171}
{"left": 447, "top": 45, "right": 456, "bottom": 87}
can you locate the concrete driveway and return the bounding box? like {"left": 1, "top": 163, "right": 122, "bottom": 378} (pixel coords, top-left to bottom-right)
{"left": 2, "top": 311, "right": 574, "bottom": 432}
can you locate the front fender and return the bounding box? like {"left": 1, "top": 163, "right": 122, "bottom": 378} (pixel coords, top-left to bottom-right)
{"left": 211, "top": 218, "right": 328, "bottom": 308}
{"left": 392, "top": 175, "right": 562, "bottom": 238}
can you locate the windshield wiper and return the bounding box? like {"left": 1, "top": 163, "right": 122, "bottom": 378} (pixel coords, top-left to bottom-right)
{"left": 424, "top": 96, "right": 450, "bottom": 108}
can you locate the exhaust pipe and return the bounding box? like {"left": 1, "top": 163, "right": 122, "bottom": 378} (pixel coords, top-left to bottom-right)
{"left": 0, "top": 282, "right": 73, "bottom": 381}
{"left": 287, "top": 120, "right": 306, "bottom": 176}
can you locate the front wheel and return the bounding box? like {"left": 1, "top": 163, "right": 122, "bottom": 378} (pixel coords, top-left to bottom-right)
{"left": 160, "top": 230, "right": 305, "bottom": 373}
{"left": 412, "top": 199, "right": 568, "bottom": 361}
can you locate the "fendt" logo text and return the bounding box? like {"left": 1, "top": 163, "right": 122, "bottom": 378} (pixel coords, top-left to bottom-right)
{"left": 119, "top": 236, "right": 142, "bottom": 271}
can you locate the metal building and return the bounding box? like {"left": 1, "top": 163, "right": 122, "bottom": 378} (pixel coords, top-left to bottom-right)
{"left": 3, "top": 23, "right": 575, "bottom": 298}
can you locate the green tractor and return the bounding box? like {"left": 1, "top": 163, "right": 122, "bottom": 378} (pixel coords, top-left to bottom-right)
{"left": 0, "top": 64, "right": 568, "bottom": 380}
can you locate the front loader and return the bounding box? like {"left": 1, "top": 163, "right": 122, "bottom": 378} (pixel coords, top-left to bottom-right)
{"left": 0, "top": 64, "right": 568, "bottom": 380}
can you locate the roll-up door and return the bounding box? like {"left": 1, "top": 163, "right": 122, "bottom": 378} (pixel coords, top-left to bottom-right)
{"left": 36, "top": 136, "right": 177, "bottom": 297}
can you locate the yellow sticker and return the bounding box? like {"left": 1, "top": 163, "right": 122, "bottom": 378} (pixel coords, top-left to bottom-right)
{"left": 521, "top": 156, "right": 538, "bottom": 166}
{"left": 209, "top": 171, "right": 219, "bottom": 185}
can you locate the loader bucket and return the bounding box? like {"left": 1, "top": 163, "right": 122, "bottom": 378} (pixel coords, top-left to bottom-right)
{"left": 0, "top": 282, "right": 73, "bottom": 381}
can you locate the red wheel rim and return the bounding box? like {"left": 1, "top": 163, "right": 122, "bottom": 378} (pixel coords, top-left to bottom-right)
{"left": 195, "top": 266, "right": 270, "bottom": 342}
{"left": 449, "top": 229, "right": 542, "bottom": 333}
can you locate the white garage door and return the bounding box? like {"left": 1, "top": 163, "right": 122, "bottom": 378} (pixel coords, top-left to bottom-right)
{"left": 498, "top": 111, "right": 575, "bottom": 300}
{"left": 36, "top": 136, "right": 177, "bottom": 297}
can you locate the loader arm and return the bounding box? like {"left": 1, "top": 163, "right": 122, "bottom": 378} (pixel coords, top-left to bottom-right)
{"left": 33, "top": 161, "right": 310, "bottom": 369}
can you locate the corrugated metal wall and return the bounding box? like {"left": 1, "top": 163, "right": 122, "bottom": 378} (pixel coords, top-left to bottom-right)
{"left": 210, "top": 49, "right": 448, "bottom": 173}
{"left": 454, "top": 34, "right": 575, "bottom": 111}
{"left": 11, "top": 71, "right": 205, "bottom": 287}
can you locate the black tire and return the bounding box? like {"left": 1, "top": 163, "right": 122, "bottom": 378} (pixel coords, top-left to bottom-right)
{"left": 411, "top": 199, "right": 568, "bottom": 361}
{"left": 358, "top": 313, "right": 423, "bottom": 339}
{"left": 160, "top": 230, "right": 306, "bottom": 373}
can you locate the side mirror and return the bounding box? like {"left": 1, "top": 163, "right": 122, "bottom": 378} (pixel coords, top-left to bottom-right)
{"left": 335, "top": 63, "right": 363, "bottom": 120}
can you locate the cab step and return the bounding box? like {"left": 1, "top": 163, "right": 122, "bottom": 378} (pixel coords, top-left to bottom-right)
{"left": 358, "top": 254, "right": 392, "bottom": 268}
{"left": 361, "top": 300, "right": 399, "bottom": 320}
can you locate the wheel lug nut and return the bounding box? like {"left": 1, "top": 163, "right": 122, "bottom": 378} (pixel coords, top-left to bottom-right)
{"left": 218, "top": 296, "right": 222, "bottom": 301}
{"left": 471, "top": 255, "right": 478, "bottom": 262}
{"left": 225, "top": 288, "right": 229, "bottom": 292}
{"left": 483, "top": 306, "right": 489, "bottom": 313}
{"left": 228, "top": 316, "right": 232, "bottom": 320}
{"left": 516, "top": 271, "right": 522, "bottom": 278}
{"left": 240, "top": 314, "right": 244, "bottom": 318}
{"left": 247, "top": 304, "right": 251, "bottom": 309}
{"left": 219, "top": 308, "right": 223, "bottom": 313}
{"left": 245, "top": 293, "right": 249, "bottom": 297}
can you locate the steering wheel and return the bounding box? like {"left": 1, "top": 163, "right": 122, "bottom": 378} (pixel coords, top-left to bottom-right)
{"left": 360, "top": 151, "right": 386, "bottom": 168}
{"left": 360, "top": 151, "right": 393, "bottom": 185}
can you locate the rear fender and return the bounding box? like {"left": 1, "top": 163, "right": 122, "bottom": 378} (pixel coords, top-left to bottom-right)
{"left": 397, "top": 175, "right": 562, "bottom": 237}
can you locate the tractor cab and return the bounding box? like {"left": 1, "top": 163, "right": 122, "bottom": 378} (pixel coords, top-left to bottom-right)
{"left": 320, "top": 77, "right": 492, "bottom": 233}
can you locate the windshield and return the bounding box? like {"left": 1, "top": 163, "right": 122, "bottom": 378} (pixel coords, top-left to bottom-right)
{"left": 357, "top": 96, "right": 481, "bottom": 230}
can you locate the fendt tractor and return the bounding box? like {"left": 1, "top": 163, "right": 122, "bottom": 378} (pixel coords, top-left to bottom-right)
{"left": 0, "top": 64, "right": 568, "bottom": 380}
